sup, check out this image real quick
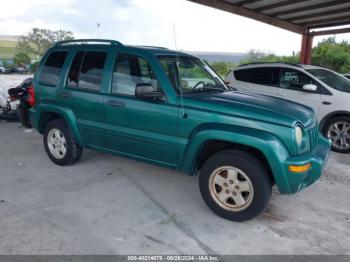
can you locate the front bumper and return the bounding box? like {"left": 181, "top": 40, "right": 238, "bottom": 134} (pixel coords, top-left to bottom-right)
{"left": 277, "top": 135, "right": 331, "bottom": 194}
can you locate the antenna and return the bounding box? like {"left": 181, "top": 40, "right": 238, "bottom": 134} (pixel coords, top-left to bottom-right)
{"left": 172, "top": 22, "right": 187, "bottom": 119}
{"left": 172, "top": 22, "right": 178, "bottom": 51}
{"left": 97, "top": 23, "right": 101, "bottom": 39}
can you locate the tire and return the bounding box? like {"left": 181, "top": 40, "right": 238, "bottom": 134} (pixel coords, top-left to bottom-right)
{"left": 16, "top": 104, "right": 32, "bottom": 128}
{"left": 43, "top": 118, "right": 83, "bottom": 165}
{"left": 323, "top": 116, "right": 350, "bottom": 154}
{"left": 199, "top": 149, "right": 272, "bottom": 221}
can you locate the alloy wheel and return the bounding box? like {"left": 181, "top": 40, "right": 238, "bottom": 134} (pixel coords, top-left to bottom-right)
{"left": 327, "top": 121, "right": 350, "bottom": 151}
{"left": 209, "top": 166, "right": 254, "bottom": 212}
{"left": 47, "top": 128, "right": 67, "bottom": 159}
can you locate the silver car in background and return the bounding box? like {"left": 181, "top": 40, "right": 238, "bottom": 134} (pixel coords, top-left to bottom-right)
{"left": 225, "top": 63, "right": 350, "bottom": 153}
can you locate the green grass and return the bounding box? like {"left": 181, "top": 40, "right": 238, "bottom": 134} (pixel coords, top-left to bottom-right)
{"left": 0, "top": 39, "right": 18, "bottom": 59}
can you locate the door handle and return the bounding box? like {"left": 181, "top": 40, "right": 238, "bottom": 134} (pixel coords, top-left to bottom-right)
{"left": 323, "top": 101, "right": 332, "bottom": 105}
{"left": 278, "top": 92, "right": 286, "bottom": 96}
{"left": 108, "top": 100, "right": 125, "bottom": 108}
{"left": 60, "top": 92, "right": 73, "bottom": 98}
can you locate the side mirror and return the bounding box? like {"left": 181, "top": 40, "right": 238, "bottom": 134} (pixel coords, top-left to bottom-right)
{"left": 135, "top": 83, "right": 161, "bottom": 100}
{"left": 302, "top": 84, "right": 317, "bottom": 92}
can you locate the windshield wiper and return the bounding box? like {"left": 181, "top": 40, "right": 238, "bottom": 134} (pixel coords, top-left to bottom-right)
{"left": 186, "top": 87, "right": 226, "bottom": 94}
{"left": 227, "top": 86, "right": 237, "bottom": 91}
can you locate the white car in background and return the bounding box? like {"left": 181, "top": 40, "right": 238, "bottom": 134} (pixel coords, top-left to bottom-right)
{"left": 225, "top": 63, "right": 350, "bottom": 153}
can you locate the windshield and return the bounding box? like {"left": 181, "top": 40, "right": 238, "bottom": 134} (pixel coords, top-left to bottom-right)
{"left": 157, "top": 55, "right": 228, "bottom": 94}
{"left": 307, "top": 68, "right": 350, "bottom": 93}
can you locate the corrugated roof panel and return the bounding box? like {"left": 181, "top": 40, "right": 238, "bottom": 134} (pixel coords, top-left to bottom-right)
{"left": 259, "top": 0, "right": 333, "bottom": 15}
{"left": 244, "top": 0, "right": 284, "bottom": 9}
{"left": 222, "top": 0, "right": 245, "bottom": 4}
{"left": 280, "top": 2, "right": 350, "bottom": 20}
{"left": 188, "top": 0, "right": 350, "bottom": 32}
{"left": 295, "top": 12, "right": 350, "bottom": 24}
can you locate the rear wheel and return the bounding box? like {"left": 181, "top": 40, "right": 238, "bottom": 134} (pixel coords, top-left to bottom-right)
{"left": 199, "top": 149, "right": 272, "bottom": 221}
{"left": 324, "top": 116, "right": 350, "bottom": 154}
{"left": 43, "top": 118, "right": 83, "bottom": 165}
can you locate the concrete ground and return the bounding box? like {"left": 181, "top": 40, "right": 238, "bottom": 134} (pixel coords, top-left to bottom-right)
{"left": 0, "top": 76, "right": 350, "bottom": 255}
{"left": 1, "top": 123, "right": 350, "bottom": 255}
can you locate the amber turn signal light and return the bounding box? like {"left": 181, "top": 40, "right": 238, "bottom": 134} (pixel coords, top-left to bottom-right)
{"left": 288, "top": 163, "right": 312, "bottom": 173}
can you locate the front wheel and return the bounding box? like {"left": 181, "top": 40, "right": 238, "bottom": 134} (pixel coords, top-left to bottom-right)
{"left": 43, "top": 118, "right": 83, "bottom": 165}
{"left": 199, "top": 149, "right": 272, "bottom": 221}
{"left": 324, "top": 116, "right": 350, "bottom": 154}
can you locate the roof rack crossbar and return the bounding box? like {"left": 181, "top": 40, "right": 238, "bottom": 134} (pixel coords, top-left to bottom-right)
{"left": 135, "top": 45, "right": 169, "bottom": 50}
{"left": 55, "top": 39, "right": 123, "bottom": 46}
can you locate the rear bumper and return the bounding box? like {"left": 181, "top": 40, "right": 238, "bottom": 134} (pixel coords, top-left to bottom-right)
{"left": 277, "top": 135, "right": 331, "bottom": 194}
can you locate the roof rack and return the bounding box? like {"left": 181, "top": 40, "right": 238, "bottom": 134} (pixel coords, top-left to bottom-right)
{"left": 239, "top": 62, "right": 302, "bottom": 68}
{"left": 55, "top": 39, "right": 122, "bottom": 47}
{"left": 135, "top": 45, "right": 169, "bottom": 50}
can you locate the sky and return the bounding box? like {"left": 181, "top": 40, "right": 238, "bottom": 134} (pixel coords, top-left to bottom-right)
{"left": 1, "top": 0, "right": 350, "bottom": 56}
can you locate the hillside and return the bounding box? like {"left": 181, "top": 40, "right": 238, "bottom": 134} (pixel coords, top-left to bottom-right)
{"left": 0, "top": 39, "right": 17, "bottom": 59}
{"left": 0, "top": 34, "right": 248, "bottom": 64}
{"left": 189, "top": 51, "right": 247, "bottom": 64}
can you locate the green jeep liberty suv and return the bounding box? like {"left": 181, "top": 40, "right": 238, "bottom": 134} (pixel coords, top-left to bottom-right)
{"left": 30, "top": 39, "right": 330, "bottom": 221}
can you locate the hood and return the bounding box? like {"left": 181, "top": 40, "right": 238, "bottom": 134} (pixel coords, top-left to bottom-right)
{"left": 186, "top": 91, "right": 315, "bottom": 128}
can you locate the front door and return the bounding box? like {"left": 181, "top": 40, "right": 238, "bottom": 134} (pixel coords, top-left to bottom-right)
{"left": 104, "top": 52, "right": 179, "bottom": 166}
{"left": 276, "top": 67, "right": 322, "bottom": 115}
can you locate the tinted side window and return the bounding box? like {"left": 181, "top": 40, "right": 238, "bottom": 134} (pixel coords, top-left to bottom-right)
{"left": 234, "top": 69, "right": 253, "bottom": 82}
{"left": 235, "top": 67, "right": 278, "bottom": 86}
{"left": 79, "top": 51, "right": 107, "bottom": 90}
{"left": 279, "top": 68, "right": 315, "bottom": 91}
{"left": 67, "top": 51, "right": 84, "bottom": 88}
{"left": 39, "top": 51, "right": 68, "bottom": 86}
{"left": 251, "top": 68, "right": 277, "bottom": 85}
{"left": 112, "top": 53, "right": 158, "bottom": 96}
{"left": 159, "top": 59, "right": 179, "bottom": 89}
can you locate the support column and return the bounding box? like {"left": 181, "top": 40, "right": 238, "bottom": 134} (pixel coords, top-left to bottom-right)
{"left": 300, "top": 33, "right": 313, "bottom": 64}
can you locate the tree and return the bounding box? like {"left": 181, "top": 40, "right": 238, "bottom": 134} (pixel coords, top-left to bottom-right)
{"left": 30, "top": 61, "right": 40, "bottom": 73}
{"left": 239, "top": 49, "right": 299, "bottom": 65}
{"left": 17, "top": 28, "right": 74, "bottom": 57}
{"left": 240, "top": 49, "right": 277, "bottom": 64}
{"left": 210, "top": 61, "right": 236, "bottom": 78}
{"left": 13, "top": 52, "right": 31, "bottom": 67}
{"left": 237, "top": 38, "right": 350, "bottom": 73}
{"left": 312, "top": 37, "right": 350, "bottom": 73}
{"left": 1, "top": 59, "right": 11, "bottom": 69}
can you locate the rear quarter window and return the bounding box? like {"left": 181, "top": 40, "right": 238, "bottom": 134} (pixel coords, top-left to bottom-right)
{"left": 234, "top": 67, "right": 278, "bottom": 86}
{"left": 250, "top": 68, "right": 278, "bottom": 85}
{"left": 234, "top": 69, "right": 253, "bottom": 82}
{"left": 39, "top": 51, "right": 68, "bottom": 86}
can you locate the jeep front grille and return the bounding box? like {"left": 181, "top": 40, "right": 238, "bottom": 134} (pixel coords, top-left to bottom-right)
{"left": 308, "top": 124, "right": 318, "bottom": 152}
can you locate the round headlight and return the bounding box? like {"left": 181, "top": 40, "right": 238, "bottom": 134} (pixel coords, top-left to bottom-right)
{"left": 295, "top": 126, "right": 303, "bottom": 146}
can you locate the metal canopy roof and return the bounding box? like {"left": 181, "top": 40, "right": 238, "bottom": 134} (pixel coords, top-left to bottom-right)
{"left": 188, "top": 0, "right": 350, "bottom": 35}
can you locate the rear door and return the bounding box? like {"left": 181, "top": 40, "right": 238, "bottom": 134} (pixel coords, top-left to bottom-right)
{"left": 276, "top": 67, "right": 322, "bottom": 113}
{"left": 62, "top": 48, "right": 110, "bottom": 148}
{"left": 232, "top": 67, "right": 279, "bottom": 96}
